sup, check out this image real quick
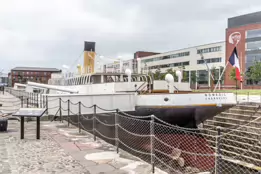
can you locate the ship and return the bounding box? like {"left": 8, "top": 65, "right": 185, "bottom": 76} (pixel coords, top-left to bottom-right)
{"left": 20, "top": 41, "right": 236, "bottom": 128}
{"left": 13, "top": 41, "right": 237, "bottom": 172}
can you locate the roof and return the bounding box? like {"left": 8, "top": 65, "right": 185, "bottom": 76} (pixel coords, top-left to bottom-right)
{"left": 228, "top": 11, "right": 261, "bottom": 28}
{"left": 11, "top": 67, "right": 61, "bottom": 72}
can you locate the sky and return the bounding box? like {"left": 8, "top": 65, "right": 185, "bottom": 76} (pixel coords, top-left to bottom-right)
{"left": 1, "top": 0, "right": 261, "bottom": 73}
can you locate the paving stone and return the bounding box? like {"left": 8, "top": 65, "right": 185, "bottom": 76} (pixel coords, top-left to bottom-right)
{"left": 85, "top": 164, "right": 115, "bottom": 174}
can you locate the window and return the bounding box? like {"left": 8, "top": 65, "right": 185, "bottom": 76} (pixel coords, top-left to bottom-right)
{"left": 197, "top": 58, "right": 222, "bottom": 64}
{"left": 141, "top": 51, "right": 190, "bottom": 63}
{"left": 246, "top": 40, "right": 261, "bottom": 51}
{"left": 247, "top": 29, "right": 261, "bottom": 39}
{"left": 149, "top": 61, "right": 190, "bottom": 69}
{"left": 197, "top": 46, "right": 221, "bottom": 54}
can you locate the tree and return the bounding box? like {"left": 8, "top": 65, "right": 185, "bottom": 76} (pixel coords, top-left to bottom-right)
{"left": 230, "top": 68, "right": 244, "bottom": 88}
{"left": 190, "top": 71, "right": 198, "bottom": 84}
{"left": 182, "top": 71, "right": 189, "bottom": 82}
{"left": 246, "top": 60, "right": 261, "bottom": 85}
{"left": 154, "top": 67, "right": 162, "bottom": 80}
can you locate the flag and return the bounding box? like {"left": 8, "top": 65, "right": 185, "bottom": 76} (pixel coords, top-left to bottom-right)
{"left": 229, "top": 47, "right": 241, "bottom": 81}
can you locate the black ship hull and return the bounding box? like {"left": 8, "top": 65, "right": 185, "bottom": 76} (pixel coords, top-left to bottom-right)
{"left": 126, "top": 104, "right": 234, "bottom": 128}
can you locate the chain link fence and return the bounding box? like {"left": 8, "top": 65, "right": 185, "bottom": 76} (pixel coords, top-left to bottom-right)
{"left": 3, "top": 88, "right": 261, "bottom": 173}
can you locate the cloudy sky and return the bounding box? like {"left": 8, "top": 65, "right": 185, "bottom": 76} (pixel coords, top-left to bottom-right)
{"left": 1, "top": 0, "right": 261, "bottom": 73}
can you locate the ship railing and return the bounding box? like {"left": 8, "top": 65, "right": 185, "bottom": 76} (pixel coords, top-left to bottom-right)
{"left": 3, "top": 87, "right": 261, "bottom": 174}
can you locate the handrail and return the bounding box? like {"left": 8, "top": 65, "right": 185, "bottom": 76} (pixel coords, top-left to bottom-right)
{"left": 173, "top": 85, "right": 179, "bottom": 92}
{"left": 135, "top": 81, "right": 147, "bottom": 92}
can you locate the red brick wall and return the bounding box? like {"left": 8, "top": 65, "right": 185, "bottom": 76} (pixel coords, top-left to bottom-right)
{"left": 11, "top": 70, "right": 56, "bottom": 86}
{"left": 225, "top": 23, "right": 261, "bottom": 89}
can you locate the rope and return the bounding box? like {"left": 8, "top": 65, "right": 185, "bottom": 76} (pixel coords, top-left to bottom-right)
{"left": 95, "top": 117, "right": 115, "bottom": 127}
{"left": 96, "top": 105, "right": 117, "bottom": 112}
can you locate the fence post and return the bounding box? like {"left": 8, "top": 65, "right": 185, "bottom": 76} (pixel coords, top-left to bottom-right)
{"left": 215, "top": 127, "right": 222, "bottom": 174}
{"left": 93, "top": 104, "right": 97, "bottom": 141}
{"left": 150, "top": 115, "right": 155, "bottom": 174}
{"left": 247, "top": 92, "right": 249, "bottom": 102}
{"left": 27, "top": 98, "right": 29, "bottom": 108}
{"left": 67, "top": 100, "right": 70, "bottom": 127}
{"left": 59, "top": 98, "right": 62, "bottom": 122}
{"left": 115, "top": 109, "right": 119, "bottom": 154}
{"left": 78, "top": 102, "right": 81, "bottom": 133}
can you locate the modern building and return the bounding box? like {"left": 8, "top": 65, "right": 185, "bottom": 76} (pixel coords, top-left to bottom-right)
{"left": 138, "top": 41, "right": 225, "bottom": 88}
{"left": 10, "top": 67, "right": 61, "bottom": 86}
{"left": 225, "top": 11, "right": 261, "bottom": 88}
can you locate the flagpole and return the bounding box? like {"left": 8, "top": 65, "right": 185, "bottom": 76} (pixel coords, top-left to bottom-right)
{"left": 214, "top": 61, "right": 229, "bottom": 91}
{"left": 240, "top": 52, "right": 243, "bottom": 90}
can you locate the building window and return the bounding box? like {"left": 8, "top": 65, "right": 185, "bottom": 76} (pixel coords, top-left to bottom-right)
{"left": 141, "top": 51, "right": 190, "bottom": 64}
{"left": 246, "top": 40, "right": 261, "bottom": 52}
{"left": 149, "top": 61, "right": 190, "bottom": 69}
{"left": 197, "top": 58, "right": 222, "bottom": 64}
{"left": 198, "top": 70, "right": 208, "bottom": 85}
{"left": 197, "top": 46, "right": 221, "bottom": 54}
{"left": 247, "top": 29, "right": 261, "bottom": 39}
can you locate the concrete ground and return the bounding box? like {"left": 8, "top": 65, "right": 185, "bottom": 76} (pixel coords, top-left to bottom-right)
{"left": 0, "top": 119, "right": 167, "bottom": 174}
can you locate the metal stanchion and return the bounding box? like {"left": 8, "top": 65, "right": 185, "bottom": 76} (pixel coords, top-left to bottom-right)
{"left": 78, "top": 102, "right": 81, "bottom": 133}
{"left": 67, "top": 100, "right": 70, "bottom": 127}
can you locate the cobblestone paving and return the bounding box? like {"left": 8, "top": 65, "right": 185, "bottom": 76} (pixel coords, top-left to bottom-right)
{"left": 0, "top": 92, "right": 167, "bottom": 174}
{"left": 0, "top": 121, "right": 89, "bottom": 174}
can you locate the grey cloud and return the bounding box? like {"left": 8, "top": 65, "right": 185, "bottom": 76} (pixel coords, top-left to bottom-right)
{"left": 1, "top": 0, "right": 261, "bottom": 73}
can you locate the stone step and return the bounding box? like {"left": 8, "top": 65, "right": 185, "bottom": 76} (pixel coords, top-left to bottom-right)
{"left": 204, "top": 120, "right": 261, "bottom": 132}
{"left": 219, "top": 143, "right": 261, "bottom": 160}
{"left": 208, "top": 145, "right": 261, "bottom": 167}
{"left": 226, "top": 108, "right": 258, "bottom": 115}
{"left": 213, "top": 116, "right": 261, "bottom": 128}
{"left": 223, "top": 156, "right": 261, "bottom": 173}
{"left": 235, "top": 104, "right": 259, "bottom": 110}
{"left": 202, "top": 127, "right": 260, "bottom": 140}
{"left": 203, "top": 124, "right": 260, "bottom": 144}
{"left": 218, "top": 112, "right": 259, "bottom": 121}
{"left": 206, "top": 136, "right": 261, "bottom": 154}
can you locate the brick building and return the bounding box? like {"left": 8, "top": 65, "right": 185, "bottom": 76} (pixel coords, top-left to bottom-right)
{"left": 134, "top": 51, "right": 160, "bottom": 59}
{"left": 10, "top": 67, "right": 61, "bottom": 87}
{"left": 225, "top": 11, "right": 261, "bottom": 88}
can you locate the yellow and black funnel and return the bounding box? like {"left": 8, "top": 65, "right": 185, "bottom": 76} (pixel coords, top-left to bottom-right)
{"left": 83, "top": 41, "right": 96, "bottom": 74}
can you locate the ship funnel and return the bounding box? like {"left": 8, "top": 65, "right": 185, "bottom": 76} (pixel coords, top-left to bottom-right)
{"left": 176, "top": 70, "right": 182, "bottom": 83}
{"left": 165, "top": 74, "right": 174, "bottom": 93}
{"left": 83, "top": 41, "right": 96, "bottom": 74}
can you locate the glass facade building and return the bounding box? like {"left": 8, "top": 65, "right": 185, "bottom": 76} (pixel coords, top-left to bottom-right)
{"left": 225, "top": 11, "right": 261, "bottom": 88}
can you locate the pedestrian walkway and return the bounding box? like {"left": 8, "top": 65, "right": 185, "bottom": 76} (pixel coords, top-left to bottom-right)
{"left": 0, "top": 119, "right": 167, "bottom": 174}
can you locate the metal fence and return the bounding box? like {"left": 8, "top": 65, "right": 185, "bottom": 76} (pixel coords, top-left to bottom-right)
{"left": 2, "top": 88, "right": 261, "bottom": 174}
